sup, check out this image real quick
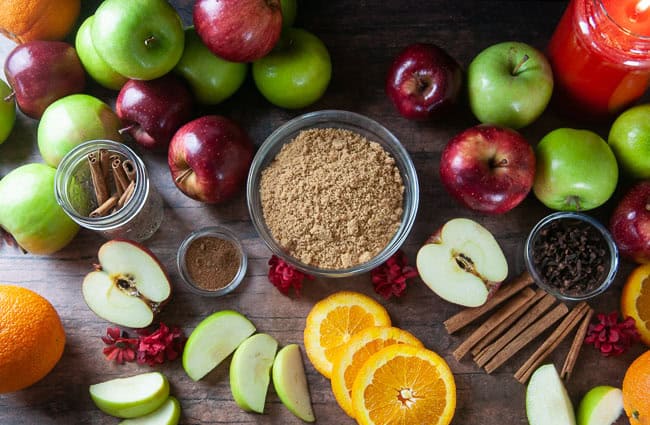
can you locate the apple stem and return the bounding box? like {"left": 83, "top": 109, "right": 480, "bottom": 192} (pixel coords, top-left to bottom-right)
{"left": 512, "top": 54, "right": 529, "bottom": 75}
{"left": 490, "top": 158, "right": 508, "bottom": 168}
{"left": 3, "top": 91, "right": 15, "bottom": 103}
{"left": 118, "top": 124, "right": 137, "bottom": 135}
{"left": 144, "top": 35, "right": 156, "bottom": 48}
{"left": 566, "top": 195, "right": 582, "bottom": 211}
{"left": 174, "top": 168, "right": 193, "bottom": 184}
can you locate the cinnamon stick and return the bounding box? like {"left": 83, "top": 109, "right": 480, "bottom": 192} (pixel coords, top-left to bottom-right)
{"left": 99, "top": 149, "right": 111, "bottom": 183}
{"left": 89, "top": 195, "right": 118, "bottom": 218}
{"left": 444, "top": 272, "right": 534, "bottom": 334}
{"left": 484, "top": 303, "right": 569, "bottom": 374}
{"left": 122, "top": 159, "right": 136, "bottom": 182}
{"left": 561, "top": 307, "right": 594, "bottom": 381}
{"left": 118, "top": 180, "right": 135, "bottom": 208}
{"left": 514, "top": 302, "right": 589, "bottom": 384}
{"left": 88, "top": 152, "right": 109, "bottom": 205}
{"left": 112, "top": 157, "right": 129, "bottom": 196}
{"left": 453, "top": 288, "right": 536, "bottom": 361}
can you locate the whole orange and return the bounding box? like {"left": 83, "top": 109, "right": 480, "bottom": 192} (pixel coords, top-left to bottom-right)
{"left": 623, "top": 350, "right": 650, "bottom": 425}
{"left": 0, "top": 284, "right": 66, "bottom": 393}
{"left": 0, "top": 0, "right": 81, "bottom": 44}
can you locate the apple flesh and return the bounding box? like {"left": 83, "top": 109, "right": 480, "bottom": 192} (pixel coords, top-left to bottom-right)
{"left": 610, "top": 181, "right": 650, "bottom": 264}
{"left": 577, "top": 386, "right": 623, "bottom": 425}
{"left": 230, "top": 333, "right": 278, "bottom": 413}
{"left": 526, "top": 364, "right": 576, "bottom": 425}
{"left": 272, "top": 344, "right": 315, "bottom": 422}
{"left": 82, "top": 240, "right": 172, "bottom": 328}
{"left": 416, "top": 218, "right": 508, "bottom": 307}
{"left": 385, "top": 43, "right": 462, "bottom": 120}
{"left": 0, "top": 79, "right": 16, "bottom": 144}
{"left": 89, "top": 372, "right": 170, "bottom": 419}
{"left": 439, "top": 124, "right": 535, "bottom": 214}
{"left": 118, "top": 396, "right": 181, "bottom": 425}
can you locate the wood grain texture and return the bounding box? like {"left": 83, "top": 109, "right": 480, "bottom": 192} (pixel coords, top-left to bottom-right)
{"left": 0, "top": 1, "right": 638, "bottom": 424}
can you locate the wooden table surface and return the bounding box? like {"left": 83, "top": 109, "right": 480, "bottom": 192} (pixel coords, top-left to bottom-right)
{"left": 0, "top": 0, "right": 643, "bottom": 424}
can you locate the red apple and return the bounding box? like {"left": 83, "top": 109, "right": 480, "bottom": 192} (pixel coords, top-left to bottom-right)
{"left": 168, "top": 115, "right": 254, "bottom": 204}
{"left": 610, "top": 181, "right": 650, "bottom": 263}
{"left": 439, "top": 124, "right": 535, "bottom": 214}
{"left": 193, "top": 0, "right": 282, "bottom": 63}
{"left": 116, "top": 75, "right": 194, "bottom": 151}
{"left": 385, "top": 43, "right": 462, "bottom": 120}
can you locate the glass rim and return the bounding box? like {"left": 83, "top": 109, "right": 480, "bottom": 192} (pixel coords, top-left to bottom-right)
{"left": 594, "top": 0, "right": 650, "bottom": 41}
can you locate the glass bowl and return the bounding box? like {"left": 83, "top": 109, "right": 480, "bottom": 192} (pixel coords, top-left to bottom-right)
{"left": 246, "top": 110, "right": 419, "bottom": 278}
{"left": 524, "top": 211, "right": 619, "bottom": 301}
{"left": 177, "top": 226, "right": 248, "bottom": 297}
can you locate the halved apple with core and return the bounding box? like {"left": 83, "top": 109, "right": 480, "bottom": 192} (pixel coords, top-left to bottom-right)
{"left": 272, "top": 344, "right": 315, "bottom": 422}
{"left": 89, "top": 372, "right": 170, "bottom": 419}
{"left": 82, "top": 240, "right": 172, "bottom": 328}
{"left": 118, "top": 396, "right": 181, "bottom": 425}
{"left": 230, "top": 333, "right": 278, "bottom": 413}
{"left": 416, "top": 218, "right": 508, "bottom": 307}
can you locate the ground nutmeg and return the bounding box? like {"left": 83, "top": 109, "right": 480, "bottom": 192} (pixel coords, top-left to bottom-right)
{"left": 184, "top": 236, "right": 240, "bottom": 291}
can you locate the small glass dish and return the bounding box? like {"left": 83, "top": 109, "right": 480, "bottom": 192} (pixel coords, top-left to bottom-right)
{"left": 177, "top": 226, "right": 248, "bottom": 297}
{"left": 246, "top": 110, "right": 419, "bottom": 278}
{"left": 524, "top": 211, "right": 619, "bottom": 301}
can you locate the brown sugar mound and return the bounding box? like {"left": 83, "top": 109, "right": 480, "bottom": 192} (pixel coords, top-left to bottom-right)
{"left": 259, "top": 128, "right": 404, "bottom": 269}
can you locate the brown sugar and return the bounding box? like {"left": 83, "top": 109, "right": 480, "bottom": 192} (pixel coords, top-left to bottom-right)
{"left": 185, "top": 236, "right": 240, "bottom": 291}
{"left": 259, "top": 128, "right": 404, "bottom": 269}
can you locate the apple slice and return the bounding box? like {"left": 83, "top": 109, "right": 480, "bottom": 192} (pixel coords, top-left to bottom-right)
{"left": 526, "top": 364, "right": 576, "bottom": 425}
{"left": 272, "top": 344, "right": 315, "bottom": 422}
{"left": 183, "top": 310, "right": 256, "bottom": 381}
{"left": 118, "top": 396, "right": 181, "bottom": 425}
{"left": 230, "top": 333, "right": 278, "bottom": 413}
{"left": 89, "top": 372, "right": 170, "bottom": 419}
{"left": 82, "top": 240, "right": 172, "bottom": 328}
{"left": 577, "top": 386, "right": 623, "bottom": 425}
{"left": 416, "top": 218, "right": 508, "bottom": 307}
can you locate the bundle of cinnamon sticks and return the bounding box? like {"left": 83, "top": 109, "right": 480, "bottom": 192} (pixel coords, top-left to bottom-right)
{"left": 88, "top": 149, "right": 137, "bottom": 217}
{"left": 444, "top": 271, "right": 593, "bottom": 383}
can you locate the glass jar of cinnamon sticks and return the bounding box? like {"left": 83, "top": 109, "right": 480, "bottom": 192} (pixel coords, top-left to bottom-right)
{"left": 55, "top": 140, "right": 163, "bottom": 242}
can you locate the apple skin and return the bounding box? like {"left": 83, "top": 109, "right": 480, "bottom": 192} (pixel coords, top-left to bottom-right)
{"left": 0, "top": 79, "right": 16, "bottom": 144}
{"left": 610, "top": 181, "right": 650, "bottom": 264}
{"left": 252, "top": 28, "right": 331, "bottom": 109}
{"left": 0, "top": 164, "right": 79, "bottom": 254}
{"left": 75, "top": 15, "right": 128, "bottom": 91}
{"left": 608, "top": 104, "right": 650, "bottom": 180}
{"left": 174, "top": 27, "right": 248, "bottom": 105}
{"left": 533, "top": 128, "right": 618, "bottom": 211}
{"left": 38, "top": 94, "right": 123, "bottom": 167}
{"left": 116, "top": 75, "right": 194, "bottom": 151}
{"left": 194, "top": 0, "right": 283, "bottom": 63}
{"left": 467, "top": 41, "right": 553, "bottom": 129}
{"left": 576, "top": 386, "right": 623, "bottom": 425}
{"left": 168, "top": 115, "right": 254, "bottom": 204}
{"left": 440, "top": 124, "right": 535, "bottom": 214}
{"left": 386, "top": 43, "right": 463, "bottom": 120}
{"left": 118, "top": 396, "right": 181, "bottom": 425}
{"left": 91, "top": 0, "right": 184, "bottom": 80}
{"left": 4, "top": 40, "right": 85, "bottom": 119}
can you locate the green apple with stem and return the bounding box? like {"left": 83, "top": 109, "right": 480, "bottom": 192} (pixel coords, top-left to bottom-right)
{"left": 0, "top": 79, "right": 16, "bottom": 144}
{"left": 91, "top": 0, "right": 184, "bottom": 80}
{"left": 118, "top": 396, "right": 181, "bottom": 425}
{"left": 272, "top": 344, "right": 315, "bottom": 422}
{"left": 526, "top": 364, "right": 576, "bottom": 425}
{"left": 174, "top": 27, "right": 247, "bottom": 105}
{"left": 89, "top": 372, "right": 170, "bottom": 419}
{"left": 252, "top": 28, "right": 331, "bottom": 109}
{"left": 230, "top": 333, "right": 278, "bottom": 413}
{"left": 75, "top": 15, "right": 127, "bottom": 90}
{"left": 467, "top": 41, "right": 553, "bottom": 129}
{"left": 280, "top": 0, "right": 297, "bottom": 27}
{"left": 533, "top": 128, "right": 618, "bottom": 211}
{"left": 38, "top": 94, "right": 123, "bottom": 167}
{"left": 577, "top": 386, "right": 623, "bottom": 425}
{"left": 608, "top": 103, "right": 650, "bottom": 179}
{"left": 183, "top": 310, "right": 256, "bottom": 381}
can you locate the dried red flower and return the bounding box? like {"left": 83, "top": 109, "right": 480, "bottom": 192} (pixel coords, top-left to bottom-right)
{"left": 101, "top": 327, "right": 138, "bottom": 364}
{"left": 584, "top": 311, "right": 640, "bottom": 357}
{"left": 268, "top": 255, "right": 313, "bottom": 297}
{"left": 136, "top": 323, "right": 186, "bottom": 367}
{"left": 371, "top": 250, "right": 418, "bottom": 300}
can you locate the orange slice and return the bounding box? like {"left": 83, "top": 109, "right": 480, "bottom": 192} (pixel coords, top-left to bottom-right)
{"left": 304, "top": 291, "right": 391, "bottom": 378}
{"left": 351, "top": 344, "right": 456, "bottom": 425}
{"left": 621, "top": 264, "right": 650, "bottom": 346}
{"left": 331, "top": 326, "right": 423, "bottom": 417}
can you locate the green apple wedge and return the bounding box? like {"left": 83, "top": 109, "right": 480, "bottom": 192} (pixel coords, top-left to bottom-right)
{"left": 0, "top": 78, "right": 16, "bottom": 144}
{"left": 608, "top": 104, "right": 650, "bottom": 179}
{"left": 272, "top": 344, "right": 315, "bottom": 422}
{"left": 230, "top": 333, "right": 278, "bottom": 413}
{"left": 526, "top": 364, "right": 576, "bottom": 425}
{"left": 89, "top": 372, "right": 170, "bottom": 419}
{"left": 183, "top": 310, "right": 256, "bottom": 381}
{"left": 577, "top": 386, "right": 623, "bottom": 425}
{"left": 118, "top": 396, "right": 181, "bottom": 425}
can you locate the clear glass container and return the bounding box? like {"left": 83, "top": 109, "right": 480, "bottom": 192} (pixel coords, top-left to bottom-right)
{"left": 55, "top": 140, "right": 163, "bottom": 242}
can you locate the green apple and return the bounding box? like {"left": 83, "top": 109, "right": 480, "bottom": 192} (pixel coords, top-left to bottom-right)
{"left": 174, "top": 27, "right": 247, "bottom": 105}
{"left": 0, "top": 78, "right": 16, "bottom": 144}
{"left": 608, "top": 104, "right": 650, "bottom": 179}
{"left": 230, "top": 333, "right": 278, "bottom": 413}
{"left": 89, "top": 372, "right": 170, "bottom": 419}
{"left": 38, "top": 94, "right": 123, "bottom": 167}
{"left": 467, "top": 41, "right": 553, "bottom": 129}
{"left": 252, "top": 28, "right": 331, "bottom": 109}
{"left": 183, "top": 310, "right": 256, "bottom": 381}
{"left": 280, "top": 0, "right": 297, "bottom": 28}
{"left": 577, "top": 386, "right": 623, "bottom": 425}
{"left": 0, "top": 163, "right": 79, "bottom": 255}
{"left": 91, "top": 0, "right": 184, "bottom": 80}
{"left": 533, "top": 128, "right": 618, "bottom": 211}
{"left": 118, "top": 396, "right": 181, "bottom": 425}
{"left": 272, "top": 344, "right": 315, "bottom": 422}
{"left": 75, "top": 15, "right": 128, "bottom": 90}
{"left": 526, "top": 364, "right": 576, "bottom": 425}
